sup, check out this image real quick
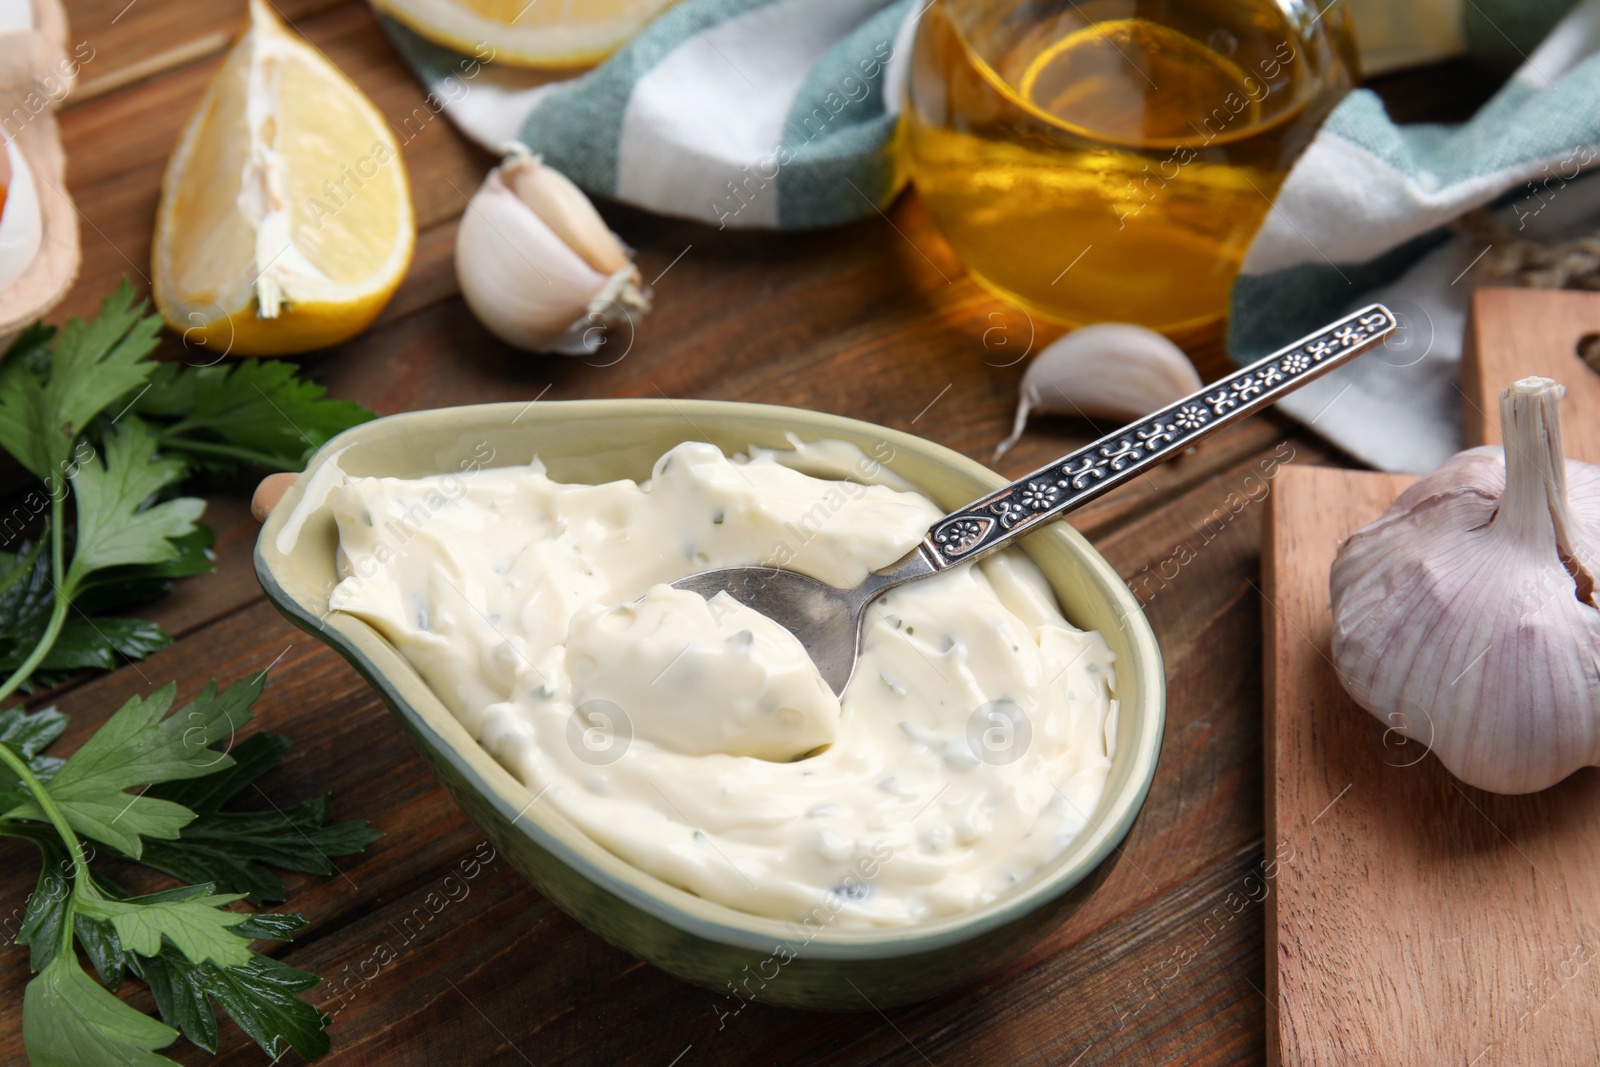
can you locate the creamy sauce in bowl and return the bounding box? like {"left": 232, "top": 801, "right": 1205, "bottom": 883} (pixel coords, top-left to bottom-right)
{"left": 327, "top": 440, "right": 1117, "bottom": 927}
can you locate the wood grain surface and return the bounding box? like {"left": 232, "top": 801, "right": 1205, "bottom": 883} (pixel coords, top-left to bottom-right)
{"left": 0, "top": 2, "right": 1509, "bottom": 1064}
{"left": 1461, "top": 288, "right": 1600, "bottom": 456}
{"left": 1263, "top": 292, "right": 1600, "bottom": 1066}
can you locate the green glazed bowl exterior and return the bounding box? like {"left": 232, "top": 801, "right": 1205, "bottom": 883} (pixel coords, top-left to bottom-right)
{"left": 254, "top": 399, "right": 1165, "bottom": 1010}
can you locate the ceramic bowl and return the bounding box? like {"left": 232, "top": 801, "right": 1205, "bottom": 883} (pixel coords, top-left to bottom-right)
{"left": 254, "top": 399, "right": 1165, "bottom": 1010}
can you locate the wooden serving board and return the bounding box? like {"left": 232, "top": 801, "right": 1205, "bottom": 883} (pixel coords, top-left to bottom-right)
{"left": 1263, "top": 290, "right": 1600, "bottom": 1065}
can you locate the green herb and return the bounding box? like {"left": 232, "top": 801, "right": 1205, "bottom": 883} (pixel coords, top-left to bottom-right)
{"left": 138, "top": 732, "right": 384, "bottom": 905}
{"left": 0, "top": 289, "right": 162, "bottom": 481}
{"left": 0, "top": 528, "right": 214, "bottom": 691}
{"left": 0, "top": 702, "right": 67, "bottom": 783}
{"left": 2, "top": 680, "right": 377, "bottom": 1062}
{"left": 131, "top": 919, "right": 329, "bottom": 1057}
{"left": 0, "top": 280, "right": 371, "bottom": 686}
{"left": 130, "top": 358, "right": 375, "bottom": 475}
{"left": 0, "top": 284, "right": 382, "bottom": 1062}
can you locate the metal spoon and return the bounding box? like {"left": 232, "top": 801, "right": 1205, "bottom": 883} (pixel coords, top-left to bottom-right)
{"left": 672, "top": 304, "right": 1398, "bottom": 694}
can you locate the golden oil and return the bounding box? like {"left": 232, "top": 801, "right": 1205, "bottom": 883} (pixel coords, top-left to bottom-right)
{"left": 904, "top": 0, "right": 1357, "bottom": 335}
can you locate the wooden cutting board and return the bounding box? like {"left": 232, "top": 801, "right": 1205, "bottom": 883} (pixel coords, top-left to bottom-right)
{"left": 1263, "top": 288, "right": 1600, "bottom": 1065}
{"left": 1461, "top": 288, "right": 1600, "bottom": 454}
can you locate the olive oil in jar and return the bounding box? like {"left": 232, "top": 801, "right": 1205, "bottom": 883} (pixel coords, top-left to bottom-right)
{"left": 904, "top": 0, "right": 1357, "bottom": 335}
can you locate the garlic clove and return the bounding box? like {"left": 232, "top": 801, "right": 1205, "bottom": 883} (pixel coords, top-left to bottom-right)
{"left": 0, "top": 136, "right": 43, "bottom": 294}
{"left": 459, "top": 172, "right": 606, "bottom": 335}
{"left": 1330, "top": 376, "right": 1600, "bottom": 794}
{"left": 994, "top": 323, "right": 1201, "bottom": 460}
{"left": 455, "top": 151, "right": 649, "bottom": 355}
{"left": 500, "top": 147, "right": 631, "bottom": 276}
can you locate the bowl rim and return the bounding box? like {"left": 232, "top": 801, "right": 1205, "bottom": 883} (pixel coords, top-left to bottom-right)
{"left": 254, "top": 398, "right": 1165, "bottom": 959}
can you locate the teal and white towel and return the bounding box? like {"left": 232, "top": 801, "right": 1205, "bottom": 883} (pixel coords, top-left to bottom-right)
{"left": 1233, "top": 0, "right": 1599, "bottom": 472}
{"left": 381, "top": 0, "right": 914, "bottom": 229}
{"left": 383, "top": 0, "right": 1593, "bottom": 472}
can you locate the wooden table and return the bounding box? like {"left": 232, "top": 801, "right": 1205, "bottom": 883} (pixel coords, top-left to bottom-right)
{"left": 0, "top": 5, "right": 1505, "bottom": 1064}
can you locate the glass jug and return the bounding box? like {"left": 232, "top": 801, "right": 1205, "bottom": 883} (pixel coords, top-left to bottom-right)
{"left": 903, "top": 0, "right": 1358, "bottom": 336}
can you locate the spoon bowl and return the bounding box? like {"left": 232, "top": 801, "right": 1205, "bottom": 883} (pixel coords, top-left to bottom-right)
{"left": 669, "top": 550, "right": 933, "bottom": 695}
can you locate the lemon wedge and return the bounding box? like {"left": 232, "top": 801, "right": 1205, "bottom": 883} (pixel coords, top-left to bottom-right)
{"left": 153, "top": 0, "right": 414, "bottom": 357}
{"left": 373, "top": 0, "right": 679, "bottom": 69}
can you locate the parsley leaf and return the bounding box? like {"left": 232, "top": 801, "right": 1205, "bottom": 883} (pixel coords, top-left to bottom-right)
{"left": 74, "top": 525, "right": 216, "bottom": 613}
{"left": 130, "top": 945, "right": 217, "bottom": 1051}
{"left": 134, "top": 924, "right": 330, "bottom": 1061}
{"left": 0, "top": 531, "right": 208, "bottom": 688}
{"left": 146, "top": 730, "right": 292, "bottom": 815}
{"left": 15, "top": 862, "right": 332, "bottom": 1061}
{"left": 0, "top": 702, "right": 68, "bottom": 778}
{"left": 0, "top": 705, "right": 68, "bottom": 812}
{"left": 77, "top": 887, "right": 252, "bottom": 969}
{"left": 3, "top": 677, "right": 377, "bottom": 1063}
{"left": 0, "top": 281, "right": 162, "bottom": 480}
{"left": 133, "top": 359, "right": 374, "bottom": 474}
{"left": 74, "top": 913, "right": 128, "bottom": 989}
{"left": 12, "top": 834, "right": 74, "bottom": 971}
{"left": 66, "top": 417, "right": 205, "bottom": 592}
{"left": 0, "top": 280, "right": 369, "bottom": 700}
{"left": 22, "top": 950, "right": 181, "bottom": 1067}
{"left": 2, "top": 321, "right": 55, "bottom": 374}
{"left": 139, "top": 732, "right": 383, "bottom": 904}
{"left": 37, "top": 615, "right": 172, "bottom": 674}
{"left": 0, "top": 540, "right": 55, "bottom": 677}
{"left": 3, "top": 679, "right": 257, "bottom": 857}
{"left": 0, "top": 536, "right": 45, "bottom": 600}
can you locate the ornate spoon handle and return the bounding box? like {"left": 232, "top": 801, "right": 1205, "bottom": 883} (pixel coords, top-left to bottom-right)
{"left": 919, "top": 304, "right": 1398, "bottom": 568}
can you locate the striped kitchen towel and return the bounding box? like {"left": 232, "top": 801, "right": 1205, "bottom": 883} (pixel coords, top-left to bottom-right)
{"left": 1231, "top": 0, "right": 1599, "bottom": 472}
{"left": 380, "top": 0, "right": 915, "bottom": 230}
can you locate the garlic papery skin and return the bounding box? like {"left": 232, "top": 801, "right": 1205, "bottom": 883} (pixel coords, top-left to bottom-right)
{"left": 455, "top": 148, "right": 648, "bottom": 355}
{"left": 1330, "top": 377, "right": 1600, "bottom": 794}
{"left": 994, "top": 324, "right": 1201, "bottom": 460}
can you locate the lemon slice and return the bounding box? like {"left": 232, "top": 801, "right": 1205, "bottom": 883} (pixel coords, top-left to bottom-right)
{"left": 373, "top": 0, "right": 680, "bottom": 69}
{"left": 153, "top": 0, "right": 414, "bottom": 357}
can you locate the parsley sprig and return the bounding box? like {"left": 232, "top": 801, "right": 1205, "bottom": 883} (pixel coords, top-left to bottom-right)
{"left": 0, "top": 284, "right": 381, "bottom": 1063}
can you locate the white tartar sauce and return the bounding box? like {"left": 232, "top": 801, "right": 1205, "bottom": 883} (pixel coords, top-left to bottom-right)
{"left": 327, "top": 440, "right": 1117, "bottom": 926}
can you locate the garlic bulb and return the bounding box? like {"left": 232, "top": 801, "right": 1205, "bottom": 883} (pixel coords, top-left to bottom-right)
{"left": 995, "top": 324, "right": 1201, "bottom": 459}
{"left": 455, "top": 146, "right": 649, "bottom": 355}
{"left": 1330, "top": 377, "right": 1600, "bottom": 794}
